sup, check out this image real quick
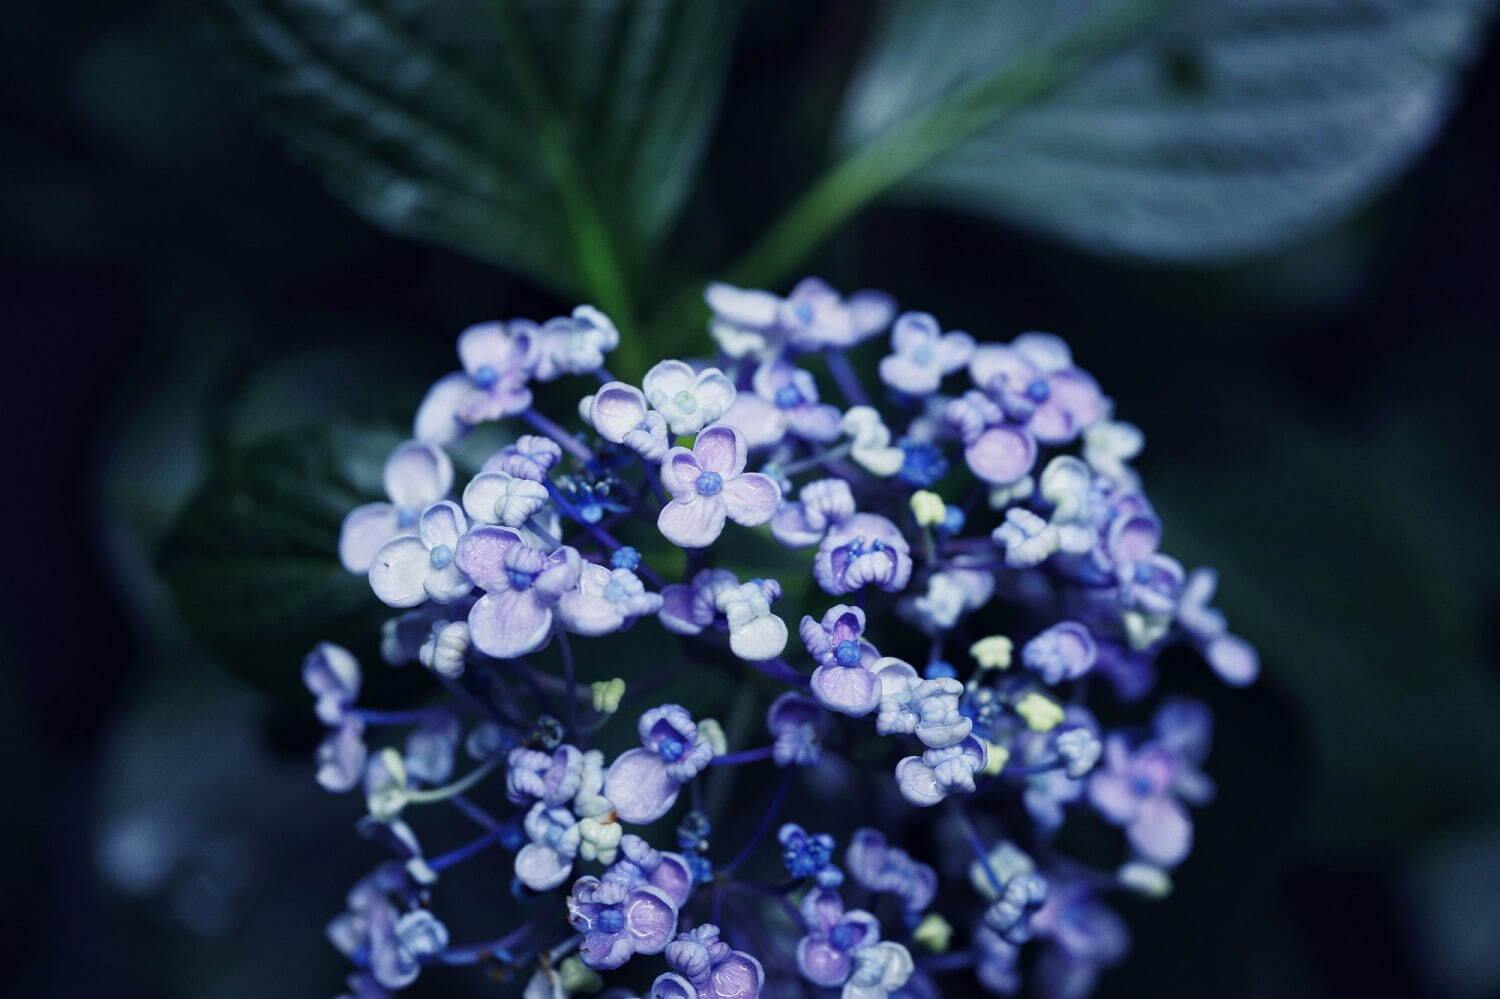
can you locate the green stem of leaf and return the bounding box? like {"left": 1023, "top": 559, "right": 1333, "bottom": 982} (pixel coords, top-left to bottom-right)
{"left": 490, "top": 0, "right": 643, "bottom": 373}
{"left": 646, "top": 0, "right": 1169, "bottom": 347}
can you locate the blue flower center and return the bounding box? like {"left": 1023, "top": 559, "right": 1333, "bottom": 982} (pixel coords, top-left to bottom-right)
{"left": 1131, "top": 776, "right": 1154, "bottom": 797}
{"left": 911, "top": 345, "right": 934, "bottom": 366}
{"left": 673, "top": 390, "right": 698, "bottom": 414}
{"left": 834, "top": 640, "right": 862, "bottom": 667}
{"left": 1026, "top": 377, "right": 1051, "bottom": 402}
{"left": 429, "top": 544, "right": 453, "bottom": 570}
{"left": 598, "top": 908, "right": 624, "bottom": 935}
{"left": 611, "top": 546, "right": 641, "bottom": 570}
{"left": 774, "top": 385, "right": 803, "bottom": 409}
{"left": 473, "top": 364, "right": 500, "bottom": 389}
{"left": 1133, "top": 563, "right": 1154, "bottom": 584}
{"left": 696, "top": 471, "right": 724, "bottom": 496}
{"left": 396, "top": 508, "right": 419, "bottom": 528}
{"left": 830, "top": 923, "right": 860, "bottom": 951}
{"left": 659, "top": 736, "right": 686, "bottom": 762}
{"left": 795, "top": 303, "right": 814, "bottom": 324}
{"left": 507, "top": 568, "right": 535, "bottom": 590}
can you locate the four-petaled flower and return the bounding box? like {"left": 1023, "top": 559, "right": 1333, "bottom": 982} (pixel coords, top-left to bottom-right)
{"left": 455, "top": 526, "right": 582, "bottom": 657}
{"left": 339, "top": 440, "right": 453, "bottom": 572}
{"left": 604, "top": 705, "right": 716, "bottom": 824}
{"left": 643, "top": 360, "right": 737, "bottom": 436}
{"left": 568, "top": 875, "right": 679, "bottom": 971}
{"left": 878, "top": 312, "right": 974, "bottom": 395}
{"left": 415, "top": 321, "right": 538, "bottom": 444}
{"left": 369, "top": 501, "right": 475, "bottom": 608}
{"left": 658, "top": 426, "right": 781, "bottom": 548}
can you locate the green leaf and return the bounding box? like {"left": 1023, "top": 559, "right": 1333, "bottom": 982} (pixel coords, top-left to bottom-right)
{"left": 216, "top": 0, "right": 740, "bottom": 302}
{"left": 838, "top": 0, "right": 1492, "bottom": 261}
{"left": 158, "top": 424, "right": 403, "bottom": 697}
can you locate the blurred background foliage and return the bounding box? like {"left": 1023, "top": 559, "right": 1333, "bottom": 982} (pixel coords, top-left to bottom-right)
{"left": 5, "top": 0, "right": 1500, "bottom": 996}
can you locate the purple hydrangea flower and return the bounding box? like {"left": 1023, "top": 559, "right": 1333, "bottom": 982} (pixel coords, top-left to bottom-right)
{"left": 767, "top": 692, "right": 829, "bottom": 767}
{"left": 894, "top": 735, "right": 987, "bottom": 807}
{"left": 706, "top": 281, "right": 783, "bottom": 358}
{"left": 974, "top": 925, "right": 1021, "bottom": 994}
{"left": 1177, "top": 568, "right": 1261, "bottom": 685}
{"left": 482, "top": 435, "right": 562, "bottom": 481}
{"left": 603, "top": 834, "right": 696, "bottom": 910}
{"left": 529, "top": 305, "right": 618, "bottom": 381}
{"left": 877, "top": 312, "right": 974, "bottom": 395}
{"left": 368, "top": 501, "right": 474, "bottom": 608}
{"left": 653, "top": 923, "right": 765, "bottom": 999}
{"left": 403, "top": 714, "right": 460, "bottom": 785}
{"left": 369, "top": 906, "right": 448, "bottom": 989}
{"left": 643, "top": 360, "right": 737, "bottom": 436}
{"left": 772, "top": 477, "right": 858, "bottom": 548}
{"left": 604, "top": 705, "right": 715, "bottom": 824}
{"left": 658, "top": 426, "right": 781, "bottom": 548}
{"left": 750, "top": 358, "right": 842, "bottom": 442}
{"left": 813, "top": 513, "right": 912, "bottom": 596}
{"left": 844, "top": 828, "right": 937, "bottom": 916}
{"left": 968, "top": 332, "right": 1105, "bottom": 444}
{"left": 1087, "top": 735, "right": 1194, "bottom": 867}
{"left": 461, "top": 470, "right": 550, "bottom": 528}
{"left": 658, "top": 568, "right": 753, "bottom": 635}
{"left": 304, "top": 642, "right": 361, "bottom": 725}
{"left": 779, "top": 277, "right": 895, "bottom": 351}
{"left": 1021, "top": 622, "right": 1098, "bottom": 684}
{"left": 317, "top": 720, "right": 368, "bottom": 793}
{"left": 779, "top": 824, "right": 841, "bottom": 885}
{"left": 515, "top": 802, "right": 581, "bottom": 891}
{"left": 582, "top": 381, "right": 671, "bottom": 461}
{"left": 557, "top": 563, "right": 663, "bottom": 636}
{"left": 1030, "top": 880, "right": 1130, "bottom": 999}
{"left": 804, "top": 605, "right": 883, "bottom": 717}
{"left": 506, "top": 744, "right": 585, "bottom": 806}
{"left": 795, "top": 887, "right": 881, "bottom": 987}
{"left": 568, "top": 875, "right": 679, "bottom": 971}
{"left": 415, "top": 321, "right": 538, "bottom": 445}
{"left": 454, "top": 526, "right": 582, "bottom": 657}
{"left": 339, "top": 440, "right": 453, "bottom": 573}
{"left": 944, "top": 390, "right": 1038, "bottom": 487}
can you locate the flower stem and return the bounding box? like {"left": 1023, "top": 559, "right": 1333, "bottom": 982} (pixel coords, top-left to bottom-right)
{"left": 405, "top": 757, "right": 501, "bottom": 805}
{"left": 711, "top": 745, "right": 775, "bottom": 767}
{"left": 429, "top": 825, "right": 508, "bottom": 872}
{"left": 722, "top": 770, "right": 793, "bottom": 877}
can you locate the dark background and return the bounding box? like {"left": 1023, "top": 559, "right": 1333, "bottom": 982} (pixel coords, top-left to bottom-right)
{"left": 4, "top": 1, "right": 1499, "bottom": 997}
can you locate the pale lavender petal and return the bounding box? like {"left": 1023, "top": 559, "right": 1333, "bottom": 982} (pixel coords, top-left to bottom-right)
{"left": 604, "top": 748, "right": 680, "bottom": 825}
{"left": 967, "top": 345, "right": 1035, "bottom": 396}
{"left": 693, "top": 425, "right": 747, "bottom": 478}
{"left": 558, "top": 591, "right": 625, "bottom": 636}
{"left": 383, "top": 441, "right": 452, "bottom": 509}
{"left": 786, "top": 402, "right": 843, "bottom": 442}
{"left": 709, "top": 953, "right": 765, "bottom": 999}
{"left": 771, "top": 503, "right": 824, "bottom": 548}
{"left": 456, "top": 321, "right": 523, "bottom": 374}
{"left": 717, "top": 394, "right": 786, "bottom": 449}
{"left": 651, "top": 973, "right": 696, "bottom": 999}
{"left": 624, "top": 886, "right": 679, "bottom": 954}
{"left": 1207, "top": 634, "right": 1260, "bottom": 686}
{"left": 847, "top": 289, "right": 897, "bottom": 339}
{"left": 340, "top": 503, "right": 402, "bottom": 573}
{"left": 418, "top": 500, "right": 466, "bottom": 549}
{"left": 660, "top": 447, "right": 703, "bottom": 497}
{"left": 658, "top": 584, "right": 703, "bottom": 635}
{"left": 468, "top": 590, "right": 552, "bottom": 658}
{"left": 1012, "top": 331, "right": 1072, "bottom": 373}
{"left": 533, "top": 547, "right": 583, "bottom": 600}
{"left": 1087, "top": 773, "right": 1140, "bottom": 825}
{"left": 964, "top": 425, "right": 1037, "bottom": 485}
{"left": 658, "top": 495, "right": 728, "bottom": 548}
{"left": 706, "top": 282, "right": 780, "bottom": 328}
{"left": 879, "top": 353, "right": 939, "bottom": 395}
{"left": 455, "top": 525, "right": 523, "bottom": 590}
{"left": 797, "top": 938, "right": 851, "bottom": 988}
{"left": 515, "top": 842, "right": 574, "bottom": 891}
{"left": 895, "top": 755, "right": 944, "bottom": 807}
{"left": 413, "top": 372, "right": 472, "bottom": 445}
{"left": 591, "top": 383, "right": 649, "bottom": 442}
{"left": 810, "top": 664, "right": 881, "bottom": 717}
{"left": 1129, "top": 798, "right": 1193, "bottom": 867}
{"left": 369, "top": 535, "right": 432, "bottom": 608}
{"left": 721, "top": 473, "right": 780, "bottom": 526}
{"left": 648, "top": 853, "right": 695, "bottom": 909}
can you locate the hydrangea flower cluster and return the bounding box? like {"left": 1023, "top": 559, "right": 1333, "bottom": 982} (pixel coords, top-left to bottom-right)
{"left": 313, "top": 277, "right": 1258, "bottom": 998}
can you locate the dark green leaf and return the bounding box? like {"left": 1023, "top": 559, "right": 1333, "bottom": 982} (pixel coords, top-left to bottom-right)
{"left": 159, "top": 424, "right": 402, "bottom": 697}
{"left": 839, "top": 0, "right": 1493, "bottom": 261}
{"left": 216, "top": 0, "right": 740, "bottom": 294}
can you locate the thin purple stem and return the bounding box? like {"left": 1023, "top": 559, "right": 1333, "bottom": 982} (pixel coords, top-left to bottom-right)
{"left": 711, "top": 745, "right": 775, "bottom": 767}
{"left": 437, "top": 920, "right": 537, "bottom": 965}
{"left": 722, "top": 770, "right": 793, "bottom": 877}
{"left": 429, "top": 825, "right": 507, "bottom": 872}
{"left": 824, "top": 348, "right": 870, "bottom": 408}
{"left": 521, "top": 408, "right": 592, "bottom": 463}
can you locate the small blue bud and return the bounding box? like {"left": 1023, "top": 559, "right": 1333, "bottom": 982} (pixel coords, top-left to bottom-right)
{"left": 611, "top": 546, "right": 641, "bottom": 570}
{"left": 695, "top": 471, "right": 724, "bottom": 496}
{"left": 925, "top": 660, "right": 958, "bottom": 680}
{"left": 598, "top": 908, "right": 624, "bottom": 934}
{"left": 472, "top": 364, "right": 500, "bottom": 389}
{"left": 429, "top": 544, "right": 453, "bottom": 570}
{"left": 834, "top": 640, "right": 862, "bottom": 667}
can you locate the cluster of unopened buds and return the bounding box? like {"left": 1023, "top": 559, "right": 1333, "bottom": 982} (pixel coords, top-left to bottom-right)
{"left": 311, "top": 277, "right": 1258, "bottom": 998}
